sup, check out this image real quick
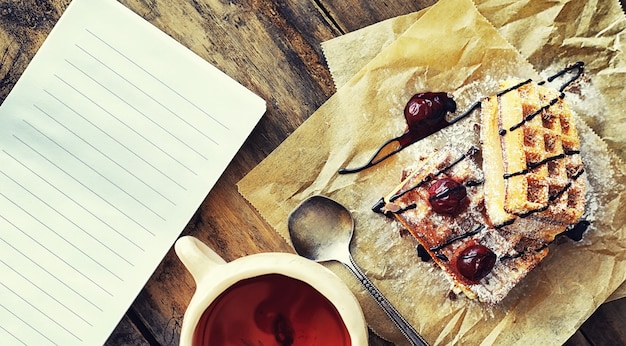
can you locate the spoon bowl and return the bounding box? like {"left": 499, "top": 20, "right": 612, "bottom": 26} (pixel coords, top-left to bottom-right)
{"left": 288, "top": 195, "right": 429, "bottom": 346}
{"left": 288, "top": 195, "right": 354, "bottom": 263}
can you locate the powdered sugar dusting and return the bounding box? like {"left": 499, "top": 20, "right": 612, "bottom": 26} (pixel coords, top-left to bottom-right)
{"left": 361, "top": 73, "right": 621, "bottom": 308}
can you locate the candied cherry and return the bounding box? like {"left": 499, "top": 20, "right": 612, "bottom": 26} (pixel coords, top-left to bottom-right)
{"left": 403, "top": 92, "right": 457, "bottom": 130}
{"left": 427, "top": 177, "right": 467, "bottom": 215}
{"left": 456, "top": 244, "right": 496, "bottom": 282}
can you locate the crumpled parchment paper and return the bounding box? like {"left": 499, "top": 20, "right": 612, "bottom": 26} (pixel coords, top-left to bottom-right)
{"left": 238, "top": 0, "right": 626, "bottom": 344}
{"left": 322, "top": 0, "right": 626, "bottom": 304}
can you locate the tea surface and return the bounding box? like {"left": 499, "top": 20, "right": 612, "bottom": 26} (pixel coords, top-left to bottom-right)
{"left": 193, "top": 274, "right": 351, "bottom": 345}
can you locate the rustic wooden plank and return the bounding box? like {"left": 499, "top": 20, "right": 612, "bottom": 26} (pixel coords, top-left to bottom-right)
{"left": 104, "top": 314, "right": 150, "bottom": 346}
{"left": 124, "top": 0, "right": 435, "bottom": 341}
{"left": 1, "top": 1, "right": 625, "bottom": 345}
{"left": 563, "top": 331, "right": 591, "bottom": 346}
{"left": 578, "top": 298, "right": 626, "bottom": 346}
{"left": 117, "top": 0, "right": 344, "bottom": 343}
{"left": 318, "top": 0, "right": 437, "bottom": 33}
{"left": 0, "top": 0, "right": 69, "bottom": 102}
{"left": 121, "top": 0, "right": 340, "bottom": 150}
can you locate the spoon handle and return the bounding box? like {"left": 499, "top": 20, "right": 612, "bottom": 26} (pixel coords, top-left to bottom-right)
{"left": 343, "top": 255, "right": 429, "bottom": 346}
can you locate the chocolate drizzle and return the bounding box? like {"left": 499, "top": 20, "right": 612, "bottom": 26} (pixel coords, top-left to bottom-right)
{"left": 487, "top": 62, "right": 585, "bottom": 222}
{"left": 366, "top": 62, "right": 590, "bottom": 266}
{"left": 416, "top": 244, "right": 433, "bottom": 262}
{"left": 500, "top": 92, "right": 565, "bottom": 135}
{"left": 418, "top": 219, "right": 590, "bottom": 263}
{"left": 497, "top": 63, "right": 584, "bottom": 137}
{"left": 491, "top": 166, "right": 585, "bottom": 225}
{"left": 541, "top": 61, "right": 585, "bottom": 92}
{"left": 515, "top": 167, "right": 585, "bottom": 218}
{"left": 338, "top": 92, "right": 457, "bottom": 174}
{"left": 500, "top": 220, "right": 590, "bottom": 261}
{"left": 499, "top": 244, "right": 548, "bottom": 261}
{"left": 562, "top": 219, "right": 590, "bottom": 241}
{"left": 372, "top": 147, "right": 480, "bottom": 215}
{"left": 338, "top": 62, "right": 584, "bottom": 174}
{"left": 503, "top": 150, "right": 581, "bottom": 179}
{"left": 430, "top": 225, "right": 486, "bottom": 252}
{"left": 388, "top": 148, "right": 476, "bottom": 203}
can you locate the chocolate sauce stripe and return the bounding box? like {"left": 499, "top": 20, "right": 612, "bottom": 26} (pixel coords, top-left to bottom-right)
{"left": 380, "top": 177, "right": 483, "bottom": 216}
{"left": 503, "top": 149, "right": 581, "bottom": 179}
{"left": 506, "top": 92, "right": 565, "bottom": 134}
{"left": 387, "top": 147, "right": 483, "bottom": 204}
{"left": 515, "top": 167, "right": 585, "bottom": 218}
{"left": 496, "top": 62, "right": 583, "bottom": 137}
{"left": 339, "top": 62, "right": 584, "bottom": 175}
{"left": 392, "top": 203, "right": 417, "bottom": 214}
{"left": 496, "top": 79, "right": 532, "bottom": 97}
{"left": 491, "top": 167, "right": 585, "bottom": 226}
{"left": 499, "top": 243, "right": 549, "bottom": 261}
{"left": 501, "top": 219, "right": 590, "bottom": 261}
{"left": 545, "top": 61, "right": 585, "bottom": 92}
{"left": 429, "top": 225, "right": 486, "bottom": 252}
{"left": 388, "top": 151, "right": 469, "bottom": 203}
{"left": 424, "top": 217, "right": 589, "bottom": 263}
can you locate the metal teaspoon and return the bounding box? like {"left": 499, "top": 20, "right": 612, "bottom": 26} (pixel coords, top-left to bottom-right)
{"left": 287, "top": 195, "right": 429, "bottom": 346}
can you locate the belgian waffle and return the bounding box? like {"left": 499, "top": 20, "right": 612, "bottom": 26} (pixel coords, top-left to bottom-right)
{"left": 480, "top": 80, "right": 586, "bottom": 238}
{"left": 376, "top": 80, "right": 586, "bottom": 304}
{"left": 377, "top": 147, "right": 550, "bottom": 304}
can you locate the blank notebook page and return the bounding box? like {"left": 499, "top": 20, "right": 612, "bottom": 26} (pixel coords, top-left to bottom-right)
{"left": 0, "top": 0, "right": 266, "bottom": 344}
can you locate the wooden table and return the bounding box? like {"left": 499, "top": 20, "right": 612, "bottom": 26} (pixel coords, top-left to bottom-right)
{"left": 1, "top": 0, "right": 624, "bottom": 345}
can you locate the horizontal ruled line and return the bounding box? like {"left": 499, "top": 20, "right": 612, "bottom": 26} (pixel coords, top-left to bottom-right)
{"left": 0, "top": 302, "right": 56, "bottom": 345}
{"left": 0, "top": 259, "right": 93, "bottom": 327}
{"left": 0, "top": 211, "right": 113, "bottom": 298}
{"left": 43, "top": 89, "right": 188, "bottom": 192}
{"left": 0, "top": 189, "right": 124, "bottom": 282}
{"left": 2, "top": 149, "right": 145, "bottom": 253}
{"left": 0, "top": 323, "right": 27, "bottom": 346}
{"left": 0, "top": 199, "right": 113, "bottom": 297}
{"left": 0, "top": 169, "right": 130, "bottom": 271}
{"left": 0, "top": 236, "right": 103, "bottom": 312}
{"left": 11, "top": 135, "right": 156, "bottom": 236}
{"left": 53, "top": 73, "right": 199, "bottom": 176}
{"left": 23, "top": 119, "right": 167, "bottom": 222}
{"left": 74, "top": 43, "right": 220, "bottom": 146}
{"left": 85, "top": 27, "right": 230, "bottom": 131}
{"left": 0, "top": 281, "right": 83, "bottom": 343}
{"left": 64, "top": 58, "right": 211, "bottom": 160}
{"left": 34, "top": 103, "right": 177, "bottom": 206}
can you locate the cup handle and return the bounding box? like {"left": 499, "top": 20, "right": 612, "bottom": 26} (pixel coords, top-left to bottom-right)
{"left": 175, "top": 236, "right": 227, "bottom": 283}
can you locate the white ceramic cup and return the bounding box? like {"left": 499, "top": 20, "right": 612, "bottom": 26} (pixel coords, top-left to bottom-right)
{"left": 175, "top": 236, "right": 368, "bottom": 346}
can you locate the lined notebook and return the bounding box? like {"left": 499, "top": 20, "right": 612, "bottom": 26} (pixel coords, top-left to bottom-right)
{"left": 0, "top": 0, "right": 266, "bottom": 344}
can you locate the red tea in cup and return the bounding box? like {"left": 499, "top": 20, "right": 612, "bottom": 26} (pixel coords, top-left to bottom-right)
{"left": 192, "top": 274, "right": 351, "bottom": 345}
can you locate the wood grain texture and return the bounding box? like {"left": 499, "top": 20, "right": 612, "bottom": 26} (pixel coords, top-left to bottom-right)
{"left": 577, "top": 298, "right": 626, "bottom": 345}
{"left": 318, "top": 0, "right": 437, "bottom": 32}
{"left": 0, "top": 0, "right": 68, "bottom": 102}
{"left": 106, "top": 314, "right": 150, "bottom": 346}
{"left": 0, "top": 1, "right": 624, "bottom": 345}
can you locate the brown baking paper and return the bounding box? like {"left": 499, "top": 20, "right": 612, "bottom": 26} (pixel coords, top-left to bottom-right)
{"left": 476, "top": 0, "right": 626, "bottom": 162}
{"left": 322, "top": 0, "right": 626, "bottom": 304}
{"left": 325, "top": 0, "right": 626, "bottom": 160}
{"left": 238, "top": 0, "right": 626, "bottom": 344}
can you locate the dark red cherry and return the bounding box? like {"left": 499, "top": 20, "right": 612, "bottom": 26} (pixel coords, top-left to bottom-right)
{"left": 456, "top": 244, "right": 496, "bottom": 281}
{"left": 403, "top": 92, "right": 456, "bottom": 130}
{"left": 427, "top": 178, "right": 467, "bottom": 215}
